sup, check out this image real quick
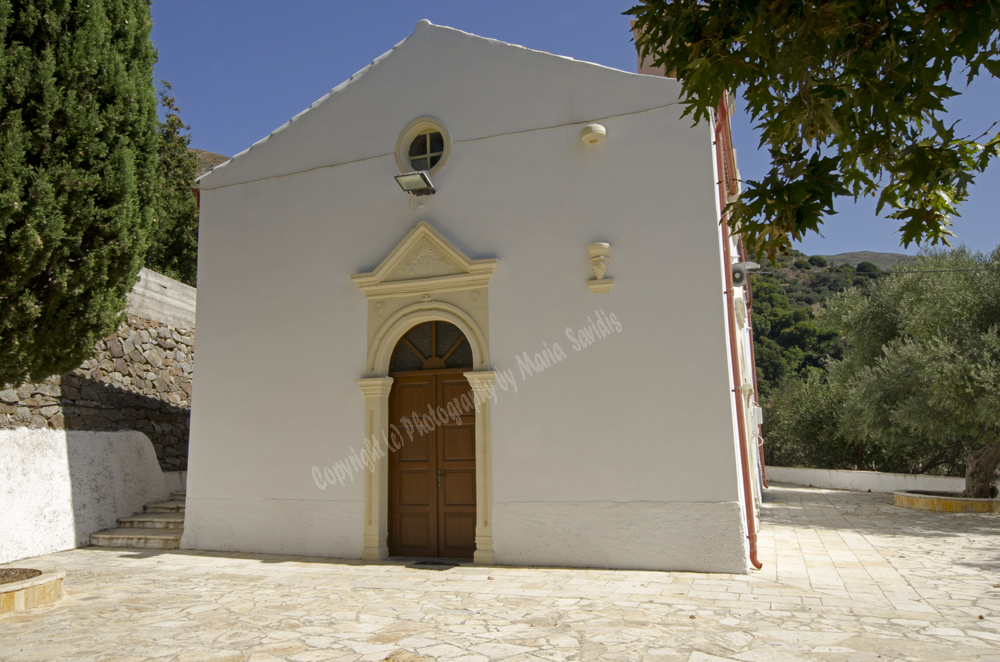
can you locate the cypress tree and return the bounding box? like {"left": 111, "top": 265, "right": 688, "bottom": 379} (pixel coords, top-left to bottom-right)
{"left": 0, "top": 0, "right": 159, "bottom": 387}
{"left": 145, "top": 81, "right": 198, "bottom": 286}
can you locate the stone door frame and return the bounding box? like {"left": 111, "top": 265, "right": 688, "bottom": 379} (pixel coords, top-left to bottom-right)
{"left": 352, "top": 221, "right": 498, "bottom": 564}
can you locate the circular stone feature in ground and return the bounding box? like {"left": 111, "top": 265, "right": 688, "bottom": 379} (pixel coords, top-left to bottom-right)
{"left": 0, "top": 569, "right": 41, "bottom": 585}
{"left": 0, "top": 570, "right": 65, "bottom": 616}
{"left": 894, "top": 490, "right": 1000, "bottom": 512}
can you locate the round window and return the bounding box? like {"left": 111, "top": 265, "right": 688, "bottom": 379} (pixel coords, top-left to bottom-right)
{"left": 408, "top": 131, "right": 444, "bottom": 171}
{"left": 396, "top": 117, "right": 450, "bottom": 176}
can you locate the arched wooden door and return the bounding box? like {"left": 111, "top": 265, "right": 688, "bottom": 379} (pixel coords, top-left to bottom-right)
{"left": 388, "top": 320, "right": 476, "bottom": 558}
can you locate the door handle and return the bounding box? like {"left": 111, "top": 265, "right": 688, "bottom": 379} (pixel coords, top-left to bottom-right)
{"left": 437, "top": 469, "right": 443, "bottom": 487}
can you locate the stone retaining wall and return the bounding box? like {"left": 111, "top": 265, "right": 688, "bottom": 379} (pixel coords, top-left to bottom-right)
{"left": 0, "top": 429, "right": 181, "bottom": 564}
{"left": 0, "top": 315, "right": 193, "bottom": 470}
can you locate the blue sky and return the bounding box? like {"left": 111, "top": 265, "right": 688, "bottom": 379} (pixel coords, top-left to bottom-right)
{"left": 150, "top": 0, "right": 1000, "bottom": 257}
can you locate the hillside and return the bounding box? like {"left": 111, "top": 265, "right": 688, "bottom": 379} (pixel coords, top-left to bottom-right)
{"left": 190, "top": 149, "right": 229, "bottom": 178}
{"left": 750, "top": 248, "right": 886, "bottom": 398}
{"left": 819, "top": 251, "right": 915, "bottom": 270}
{"left": 757, "top": 249, "right": 884, "bottom": 307}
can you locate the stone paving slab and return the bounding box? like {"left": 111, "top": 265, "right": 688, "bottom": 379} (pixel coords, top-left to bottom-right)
{"left": 1, "top": 485, "right": 999, "bottom": 662}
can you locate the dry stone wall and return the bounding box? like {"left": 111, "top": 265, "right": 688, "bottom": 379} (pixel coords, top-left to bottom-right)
{"left": 0, "top": 315, "right": 194, "bottom": 470}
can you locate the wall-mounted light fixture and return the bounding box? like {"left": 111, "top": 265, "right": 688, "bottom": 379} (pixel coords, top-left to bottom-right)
{"left": 580, "top": 124, "right": 607, "bottom": 145}
{"left": 394, "top": 171, "right": 436, "bottom": 196}
{"left": 587, "top": 242, "right": 614, "bottom": 293}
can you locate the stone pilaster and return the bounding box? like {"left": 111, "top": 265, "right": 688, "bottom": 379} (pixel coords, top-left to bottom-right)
{"left": 464, "top": 370, "right": 497, "bottom": 565}
{"left": 356, "top": 377, "right": 394, "bottom": 562}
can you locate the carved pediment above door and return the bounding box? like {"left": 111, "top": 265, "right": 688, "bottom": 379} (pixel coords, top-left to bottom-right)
{"left": 387, "top": 236, "right": 463, "bottom": 281}
{"left": 351, "top": 221, "right": 499, "bottom": 297}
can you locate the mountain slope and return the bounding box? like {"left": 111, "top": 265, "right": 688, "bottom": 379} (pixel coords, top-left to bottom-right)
{"left": 819, "top": 251, "right": 915, "bottom": 270}
{"left": 190, "top": 149, "right": 229, "bottom": 179}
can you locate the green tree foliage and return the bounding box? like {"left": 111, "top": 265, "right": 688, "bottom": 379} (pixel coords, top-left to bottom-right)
{"left": 854, "top": 261, "right": 881, "bottom": 276}
{"left": 627, "top": 2, "right": 1000, "bottom": 258}
{"left": 748, "top": 249, "right": 857, "bottom": 399}
{"left": 767, "top": 247, "right": 1000, "bottom": 495}
{"left": 145, "top": 82, "right": 198, "bottom": 286}
{"left": 0, "top": 0, "right": 159, "bottom": 387}
{"left": 807, "top": 255, "right": 827, "bottom": 268}
{"left": 759, "top": 368, "right": 857, "bottom": 471}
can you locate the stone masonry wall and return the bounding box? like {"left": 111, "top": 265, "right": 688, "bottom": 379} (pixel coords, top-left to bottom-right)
{"left": 0, "top": 315, "right": 194, "bottom": 470}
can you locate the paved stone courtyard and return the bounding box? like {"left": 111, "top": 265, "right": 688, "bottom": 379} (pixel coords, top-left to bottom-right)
{"left": 1, "top": 485, "right": 998, "bottom": 662}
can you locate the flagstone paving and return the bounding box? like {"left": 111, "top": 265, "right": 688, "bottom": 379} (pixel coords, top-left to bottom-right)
{"left": 1, "top": 485, "right": 999, "bottom": 662}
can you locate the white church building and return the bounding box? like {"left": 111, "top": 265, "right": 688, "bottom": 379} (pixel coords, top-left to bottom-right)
{"left": 185, "top": 20, "right": 764, "bottom": 573}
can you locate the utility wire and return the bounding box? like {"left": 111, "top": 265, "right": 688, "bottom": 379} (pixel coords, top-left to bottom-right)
{"left": 754, "top": 267, "right": 1000, "bottom": 275}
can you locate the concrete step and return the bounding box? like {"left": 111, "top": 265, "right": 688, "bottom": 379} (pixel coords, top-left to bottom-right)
{"left": 89, "top": 527, "right": 183, "bottom": 550}
{"left": 144, "top": 499, "right": 185, "bottom": 514}
{"left": 90, "top": 491, "right": 187, "bottom": 550}
{"left": 170, "top": 491, "right": 186, "bottom": 500}
{"left": 117, "top": 512, "right": 185, "bottom": 529}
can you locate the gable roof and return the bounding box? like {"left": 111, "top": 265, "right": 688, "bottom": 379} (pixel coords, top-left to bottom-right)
{"left": 198, "top": 20, "right": 681, "bottom": 191}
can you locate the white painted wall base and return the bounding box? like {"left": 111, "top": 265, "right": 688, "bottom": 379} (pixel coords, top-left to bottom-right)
{"left": 493, "top": 501, "right": 750, "bottom": 574}
{"left": 180, "top": 498, "right": 364, "bottom": 559}
{"left": 163, "top": 471, "right": 187, "bottom": 495}
{"left": 767, "top": 466, "right": 965, "bottom": 494}
{"left": 0, "top": 429, "right": 177, "bottom": 564}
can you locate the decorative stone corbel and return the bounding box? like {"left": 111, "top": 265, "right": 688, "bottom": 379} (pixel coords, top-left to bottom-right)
{"left": 587, "top": 242, "right": 614, "bottom": 293}
{"left": 580, "top": 124, "right": 607, "bottom": 145}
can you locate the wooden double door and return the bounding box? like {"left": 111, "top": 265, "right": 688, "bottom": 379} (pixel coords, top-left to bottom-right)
{"left": 388, "top": 368, "right": 476, "bottom": 558}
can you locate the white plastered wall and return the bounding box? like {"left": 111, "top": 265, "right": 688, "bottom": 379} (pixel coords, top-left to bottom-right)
{"left": 0, "top": 429, "right": 177, "bottom": 564}
{"left": 185, "top": 21, "right": 750, "bottom": 572}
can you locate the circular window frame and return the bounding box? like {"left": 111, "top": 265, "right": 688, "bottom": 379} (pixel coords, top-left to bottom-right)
{"left": 395, "top": 116, "right": 451, "bottom": 177}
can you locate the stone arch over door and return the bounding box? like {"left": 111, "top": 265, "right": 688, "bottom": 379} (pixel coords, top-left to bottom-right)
{"left": 369, "top": 303, "right": 487, "bottom": 375}
{"left": 352, "top": 221, "right": 498, "bottom": 564}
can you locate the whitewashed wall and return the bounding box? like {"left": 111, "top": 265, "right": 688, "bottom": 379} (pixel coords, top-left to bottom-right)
{"left": 767, "top": 466, "right": 965, "bottom": 494}
{"left": 186, "top": 21, "right": 749, "bottom": 572}
{"left": 0, "top": 429, "right": 181, "bottom": 564}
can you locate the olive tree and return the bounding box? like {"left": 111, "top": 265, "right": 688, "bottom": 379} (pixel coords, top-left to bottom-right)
{"left": 821, "top": 248, "right": 1000, "bottom": 496}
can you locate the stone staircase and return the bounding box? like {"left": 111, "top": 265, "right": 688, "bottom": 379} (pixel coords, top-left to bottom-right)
{"left": 89, "top": 491, "right": 186, "bottom": 550}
